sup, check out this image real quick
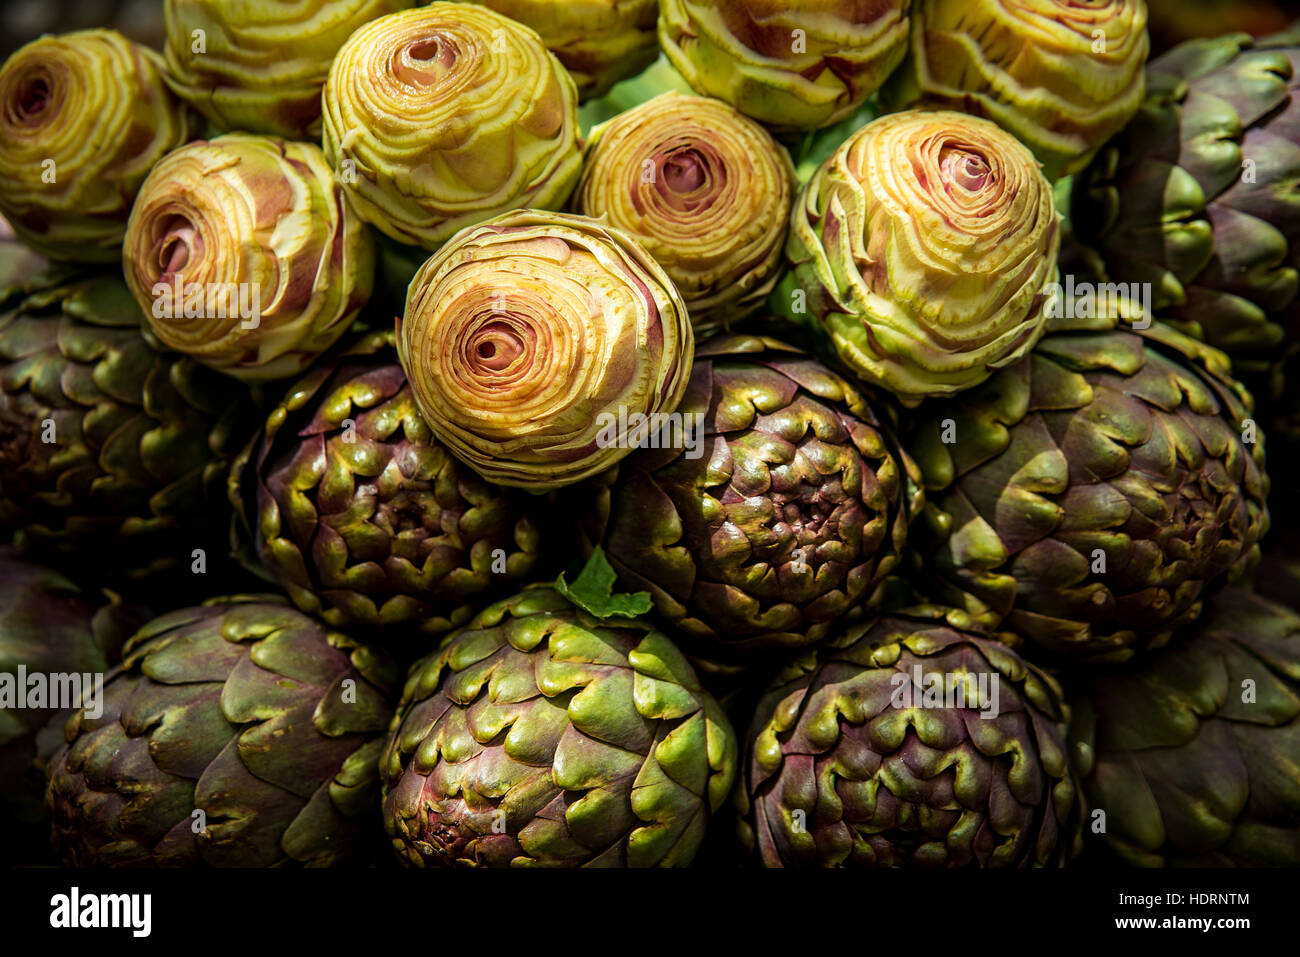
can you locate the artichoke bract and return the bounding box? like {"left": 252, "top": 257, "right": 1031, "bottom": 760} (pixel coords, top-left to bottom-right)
{"left": 46, "top": 597, "right": 398, "bottom": 867}
{"left": 572, "top": 92, "right": 796, "bottom": 331}
{"left": 781, "top": 109, "right": 1059, "bottom": 405}
{"left": 885, "top": 0, "right": 1149, "bottom": 180}
{"left": 380, "top": 577, "right": 738, "bottom": 867}
{"left": 658, "top": 0, "right": 911, "bottom": 130}
{"left": 398, "top": 209, "right": 693, "bottom": 491}
{"left": 908, "top": 319, "right": 1269, "bottom": 664}
{"left": 1072, "top": 26, "right": 1300, "bottom": 399}
{"left": 229, "top": 332, "right": 543, "bottom": 639}
{"left": 582, "top": 335, "right": 922, "bottom": 665}
{"left": 739, "top": 608, "right": 1083, "bottom": 867}
{"left": 321, "top": 3, "right": 583, "bottom": 251}
{"left": 459, "top": 0, "right": 657, "bottom": 100}
{"left": 1070, "top": 586, "right": 1300, "bottom": 867}
{"left": 0, "top": 29, "right": 189, "bottom": 262}
{"left": 122, "top": 133, "right": 374, "bottom": 382}
{"left": 163, "top": 0, "right": 414, "bottom": 139}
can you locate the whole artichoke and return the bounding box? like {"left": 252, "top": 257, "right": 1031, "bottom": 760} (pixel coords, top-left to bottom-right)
{"left": 398, "top": 209, "right": 693, "bottom": 491}
{"left": 122, "top": 133, "right": 374, "bottom": 382}
{"left": 572, "top": 92, "right": 796, "bottom": 331}
{"left": 582, "top": 335, "right": 922, "bottom": 665}
{"left": 321, "top": 3, "right": 583, "bottom": 251}
{"left": 658, "top": 0, "right": 912, "bottom": 130}
{"left": 46, "top": 597, "right": 398, "bottom": 867}
{"left": 780, "top": 109, "right": 1060, "bottom": 405}
{"left": 739, "top": 608, "right": 1083, "bottom": 867}
{"left": 0, "top": 29, "right": 189, "bottom": 262}
{"left": 1071, "top": 26, "right": 1300, "bottom": 398}
{"left": 907, "top": 319, "right": 1269, "bottom": 663}
{"left": 162, "top": 0, "right": 414, "bottom": 139}
{"left": 885, "top": 0, "right": 1150, "bottom": 180}
{"left": 229, "top": 332, "right": 543, "bottom": 640}
{"left": 1070, "top": 586, "right": 1300, "bottom": 866}
{"left": 380, "top": 574, "right": 737, "bottom": 867}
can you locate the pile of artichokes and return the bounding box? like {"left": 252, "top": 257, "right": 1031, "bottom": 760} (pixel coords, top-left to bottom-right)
{"left": 2, "top": 0, "right": 1299, "bottom": 871}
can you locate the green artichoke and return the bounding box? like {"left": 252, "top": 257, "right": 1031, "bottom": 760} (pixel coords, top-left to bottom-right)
{"left": 321, "top": 3, "right": 583, "bottom": 251}
{"left": 0, "top": 29, "right": 189, "bottom": 262}
{"left": 907, "top": 318, "right": 1269, "bottom": 663}
{"left": 380, "top": 564, "right": 737, "bottom": 867}
{"left": 885, "top": 0, "right": 1150, "bottom": 180}
{"left": 229, "top": 332, "right": 543, "bottom": 640}
{"left": 658, "top": 0, "right": 912, "bottom": 130}
{"left": 399, "top": 209, "right": 693, "bottom": 491}
{"left": 581, "top": 335, "right": 922, "bottom": 666}
{"left": 1069, "top": 586, "right": 1300, "bottom": 866}
{"left": 779, "top": 109, "right": 1060, "bottom": 405}
{"left": 572, "top": 92, "right": 796, "bottom": 331}
{"left": 738, "top": 607, "right": 1083, "bottom": 867}
{"left": 1071, "top": 25, "right": 1300, "bottom": 399}
{"left": 46, "top": 597, "right": 398, "bottom": 867}
{"left": 163, "top": 0, "right": 414, "bottom": 139}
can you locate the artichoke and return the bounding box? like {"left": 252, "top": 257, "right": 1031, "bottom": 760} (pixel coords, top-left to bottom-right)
{"left": 0, "top": 29, "right": 189, "bottom": 262}
{"left": 658, "top": 0, "right": 912, "bottom": 130}
{"left": 780, "top": 109, "right": 1060, "bottom": 405}
{"left": 1071, "top": 25, "right": 1300, "bottom": 399}
{"left": 46, "top": 597, "right": 398, "bottom": 867}
{"left": 459, "top": 0, "right": 657, "bottom": 100}
{"left": 122, "top": 133, "right": 374, "bottom": 382}
{"left": 907, "top": 318, "right": 1269, "bottom": 664}
{"left": 229, "top": 332, "right": 543, "bottom": 640}
{"left": 581, "top": 335, "right": 922, "bottom": 666}
{"left": 1069, "top": 586, "right": 1300, "bottom": 866}
{"left": 321, "top": 3, "right": 583, "bottom": 251}
{"left": 572, "top": 92, "right": 796, "bottom": 331}
{"left": 738, "top": 608, "right": 1083, "bottom": 867}
{"left": 885, "top": 0, "right": 1149, "bottom": 180}
{"left": 398, "top": 209, "right": 693, "bottom": 491}
{"left": 162, "top": 0, "right": 414, "bottom": 139}
{"left": 379, "top": 560, "right": 738, "bottom": 867}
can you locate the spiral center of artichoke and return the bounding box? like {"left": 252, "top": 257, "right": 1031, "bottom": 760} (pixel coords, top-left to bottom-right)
{"left": 401, "top": 36, "right": 457, "bottom": 82}
{"left": 939, "top": 147, "right": 991, "bottom": 192}
{"left": 157, "top": 216, "right": 198, "bottom": 275}
{"left": 468, "top": 320, "right": 526, "bottom": 373}
{"left": 12, "top": 73, "right": 52, "bottom": 124}
{"left": 662, "top": 150, "right": 707, "bottom": 195}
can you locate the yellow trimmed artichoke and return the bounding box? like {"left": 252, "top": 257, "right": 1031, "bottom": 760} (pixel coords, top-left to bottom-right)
{"left": 321, "top": 3, "right": 583, "bottom": 251}
{"left": 781, "top": 109, "right": 1059, "bottom": 405}
{"left": 658, "top": 0, "right": 912, "bottom": 130}
{"left": 123, "top": 133, "right": 374, "bottom": 382}
{"left": 162, "top": 0, "right": 414, "bottom": 139}
{"left": 398, "top": 209, "right": 693, "bottom": 491}
{"left": 573, "top": 92, "right": 795, "bottom": 331}
{"left": 0, "top": 29, "right": 189, "bottom": 262}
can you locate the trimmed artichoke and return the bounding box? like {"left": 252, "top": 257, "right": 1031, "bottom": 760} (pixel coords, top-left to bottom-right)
{"left": 162, "top": 0, "right": 414, "bottom": 139}
{"left": 1069, "top": 586, "right": 1300, "bottom": 866}
{"left": 907, "top": 319, "right": 1269, "bottom": 664}
{"left": 0, "top": 29, "right": 189, "bottom": 262}
{"left": 380, "top": 577, "right": 738, "bottom": 867}
{"left": 46, "top": 597, "right": 398, "bottom": 867}
{"left": 780, "top": 109, "right": 1059, "bottom": 405}
{"left": 885, "top": 0, "right": 1149, "bottom": 180}
{"left": 398, "top": 209, "right": 693, "bottom": 491}
{"left": 122, "top": 133, "right": 374, "bottom": 382}
{"left": 459, "top": 0, "right": 657, "bottom": 100}
{"left": 572, "top": 92, "right": 796, "bottom": 331}
{"left": 1071, "top": 26, "right": 1300, "bottom": 398}
{"left": 582, "top": 335, "right": 922, "bottom": 665}
{"left": 658, "top": 0, "right": 911, "bottom": 130}
{"left": 321, "top": 3, "right": 583, "bottom": 251}
{"left": 229, "top": 332, "right": 543, "bottom": 639}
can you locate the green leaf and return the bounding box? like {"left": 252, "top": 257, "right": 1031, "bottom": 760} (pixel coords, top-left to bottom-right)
{"left": 555, "top": 547, "right": 652, "bottom": 620}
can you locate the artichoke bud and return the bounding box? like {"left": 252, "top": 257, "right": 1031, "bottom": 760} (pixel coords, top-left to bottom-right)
{"left": 573, "top": 92, "right": 796, "bottom": 332}
{"left": 322, "top": 3, "right": 583, "bottom": 251}
{"left": 122, "top": 133, "right": 374, "bottom": 382}
{"left": 398, "top": 209, "right": 694, "bottom": 491}
{"left": 0, "top": 29, "right": 189, "bottom": 262}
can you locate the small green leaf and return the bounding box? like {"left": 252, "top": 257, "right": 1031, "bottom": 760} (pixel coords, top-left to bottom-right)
{"left": 555, "top": 547, "right": 652, "bottom": 620}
